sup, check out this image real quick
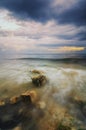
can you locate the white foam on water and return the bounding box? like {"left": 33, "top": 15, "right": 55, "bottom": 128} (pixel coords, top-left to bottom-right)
{"left": 33, "top": 66, "right": 86, "bottom": 104}
{"left": 0, "top": 60, "right": 86, "bottom": 100}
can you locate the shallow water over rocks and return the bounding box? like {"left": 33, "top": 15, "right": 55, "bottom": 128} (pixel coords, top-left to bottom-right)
{"left": 0, "top": 59, "right": 86, "bottom": 130}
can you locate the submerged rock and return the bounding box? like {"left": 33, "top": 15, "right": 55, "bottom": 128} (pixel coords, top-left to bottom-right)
{"left": 32, "top": 75, "right": 47, "bottom": 87}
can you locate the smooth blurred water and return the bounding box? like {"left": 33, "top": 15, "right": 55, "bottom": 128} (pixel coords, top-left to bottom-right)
{"left": 0, "top": 57, "right": 86, "bottom": 129}
{"left": 0, "top": 58, "right": 86, "bottom": 100}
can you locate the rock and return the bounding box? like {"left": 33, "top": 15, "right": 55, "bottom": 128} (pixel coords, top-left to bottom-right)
{"left": 13, "top": 126, "right": 21, "bottom": 130}
{"left": 21, "top": 90, "right": 37, "bottom": 104}
{"left": 0, "top": 90, "right": 37, "bottom": 130}
{"left": 21, "top": 92, "right": 32, "bottom": 104}
{"left": 1, "top": 90, "right": 37, "bottom": 106}
{"left": 31, "top": 70, "right": 44, "bottom": 74}
{"left": 0, "top": 100, "right": 5, "bottom": 106}
{"left": 32, "top": 75, "right": 47, "bottom": 87}
{"left": 29, "top": 91, "right": 37, "bottom": 103}
{"left": 10, "top": 96, "right": 19, "bottom": 104}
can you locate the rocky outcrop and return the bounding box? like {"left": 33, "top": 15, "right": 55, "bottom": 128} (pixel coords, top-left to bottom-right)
{"left": 31, "top": 75, "right": 47, "bottom": 87}
{"left": 0, "top": 90, "right": 37, "bottom": 106}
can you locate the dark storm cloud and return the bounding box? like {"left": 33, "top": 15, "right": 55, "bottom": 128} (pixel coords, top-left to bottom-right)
{"left": 0, "top": 0, "right": 52, "bottom": 22}
{"left": 57, "top": 0, "right": 86, "bottom": 26}
{"left": 54, "top": 34, "right": 75, "bottom": 40}
{"left": 54, "top": 30, "right": 86, "bottom": 41}
{"left": 77, "top": 31, "right": 86, "bottom": 41}
{"left": 0, "top": 0, "right": 86, "bottom": 26}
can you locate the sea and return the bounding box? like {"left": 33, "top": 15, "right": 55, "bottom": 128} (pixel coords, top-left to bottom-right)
{"left": 0, "top": 53, "right": 86, "bottom": 130}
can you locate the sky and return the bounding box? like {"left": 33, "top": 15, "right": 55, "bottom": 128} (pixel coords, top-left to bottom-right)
{"left": 0, "top": 0, "right": 86, "bottom": 56}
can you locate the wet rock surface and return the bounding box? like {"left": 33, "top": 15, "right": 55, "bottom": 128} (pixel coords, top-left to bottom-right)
{"left": 0, "top": 102, "right": 23, "bottom": 129}
{"left": 32, "top": 75, "right": 47, "bottom": 87}
{"left": 10, "top": 96, "right": 20, "bottom": 104}
{"left": 0, "top": 90, "right": 37, "bottom": 130}
{"left": 31, "top": 70, "right": 44, "bottom": 75}
{"left": 0, "top": 100, "right": 5, "bottom": 106}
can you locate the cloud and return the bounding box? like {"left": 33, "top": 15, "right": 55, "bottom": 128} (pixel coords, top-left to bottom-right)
{"left": 77, "top": 30, "right": 86, "bottom": 41}
{"left": 0, "top": 10, "right": 20, "bottom": 32}
{"left": 38, "top": 42, "right": 86, "bottom": 48}
{"left": 0, "top": 0, "right": 86, "bottom": 27}
{"left": 0, "top": 9, "right": 86, "bottom": 55}
{"left": 57, "top": 0, "right": 86, "bottom": 26}
{"left": 0, "top": 0, "right": 51, "bottom": 22}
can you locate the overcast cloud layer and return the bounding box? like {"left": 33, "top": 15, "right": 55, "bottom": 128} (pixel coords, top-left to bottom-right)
{"left": 0, "top": 0, "right": 86, "bottom": 55}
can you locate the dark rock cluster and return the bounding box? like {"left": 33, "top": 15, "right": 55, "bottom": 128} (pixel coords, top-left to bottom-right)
{"left": 0, "top": 90, "right": 37, "bottom": 130}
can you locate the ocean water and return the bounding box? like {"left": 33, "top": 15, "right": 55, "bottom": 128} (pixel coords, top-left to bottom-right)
{"left": 0, "top": 56, "right": 86, "bottom": 130}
